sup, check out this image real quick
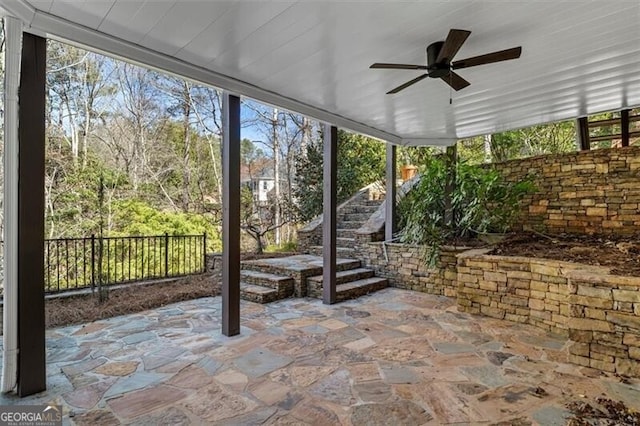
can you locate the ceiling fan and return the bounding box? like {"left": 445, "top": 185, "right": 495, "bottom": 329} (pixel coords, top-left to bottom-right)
{"left": 370, "top": 29, "right": 522, "bottom": 94}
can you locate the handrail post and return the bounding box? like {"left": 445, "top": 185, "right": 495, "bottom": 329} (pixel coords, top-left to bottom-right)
{"left": 203, "top": 232, "right": 207, "bottom": 273}
{"left": 90, "top": 234, "right": 95, "bottom": 291}
{"left": 164, "top": 233, "right": 169, "bottom": 277}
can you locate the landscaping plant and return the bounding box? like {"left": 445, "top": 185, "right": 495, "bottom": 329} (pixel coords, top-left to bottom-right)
{"left": 398, "top": 156, "right": 535, "bottom": 266}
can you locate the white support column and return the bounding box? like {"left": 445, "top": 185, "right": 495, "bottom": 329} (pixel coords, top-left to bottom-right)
{"left": 2, "top": 16, "right": 22, "bottom": 394}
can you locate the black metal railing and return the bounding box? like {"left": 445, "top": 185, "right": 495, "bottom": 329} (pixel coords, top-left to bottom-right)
{"left": 44, "top": 233, "right": 206, "bottom": 293}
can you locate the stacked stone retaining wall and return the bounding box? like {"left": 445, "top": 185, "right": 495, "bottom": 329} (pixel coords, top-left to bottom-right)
{"left": 455, "top": 250, "right": 640, "bottom": 377}
{"left": 359, "top": 243, "right": 465, "bottom": 297}
{"left": 493, "top": 146, "right": 640, "bottom": 235}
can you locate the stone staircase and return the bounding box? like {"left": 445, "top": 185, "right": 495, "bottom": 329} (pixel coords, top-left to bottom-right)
{"left": 308, "top": 196, "right": 384, "bottom": 258}
{"left": 239, "top": 254, "right": 387, "bottom": 304}
{"left": 239, "top": 269, "right": 295, "bottom": 304}
{"left": 306, "top": 266, "right": 388, "bottom": 303}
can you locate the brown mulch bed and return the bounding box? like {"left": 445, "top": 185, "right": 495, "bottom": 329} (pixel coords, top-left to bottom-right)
{"left": 489, "top": 232, "right": 640, "bottom": 276}
{"left": 44, "top": 251, "right": 297, "bottom": 329}
{"left": 45, "top": 274, "right": 221, "bottom": 329}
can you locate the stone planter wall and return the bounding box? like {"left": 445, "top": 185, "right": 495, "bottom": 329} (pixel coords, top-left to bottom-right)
{"left": 457, "top": 249, "right": 640, "bottom": 377}
{"left": 564, "top": 271, "right": 640, "bottom": 377}
{"left": 493, "top": 146, "right": 640, "bottom": 235}
{"left": 358, "top": 243, "right": 463, "bottom": 297}
{"left": 456, "top": 250, "right": 574, "bottom": 332}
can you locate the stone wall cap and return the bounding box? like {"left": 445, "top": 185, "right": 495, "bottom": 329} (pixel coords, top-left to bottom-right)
{"left": 456, "top": 248, "right": 493, "bottom": 258}
{"left": 459, "top": 251, "right": 640, "bottom": 282}
{"left": 567, "top": 269, "right": 640, "bottom": 285}
{"left": 441, "top": 245, "right": 476, "bottom": 252}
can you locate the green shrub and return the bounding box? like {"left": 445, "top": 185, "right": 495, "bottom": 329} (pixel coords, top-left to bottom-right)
{"left": 264, "top": 241, "right": 298, "bottom": 253}
{"left": 398, "top": 156, "right": 535, "bottom": 266}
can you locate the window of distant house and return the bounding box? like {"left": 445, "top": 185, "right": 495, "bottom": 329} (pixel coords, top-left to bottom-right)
{"left": 263, "top": 181, "right": 268, "bottom": 190}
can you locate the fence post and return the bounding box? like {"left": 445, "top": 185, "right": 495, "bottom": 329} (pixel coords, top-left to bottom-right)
{"left": 90, "top": 234, "right": 95, "bottom": 291}
{"left": 164, "top": 233, "right": 169, "bottom": 277}
{"left": 203, "top": 232, "right": 207, "bottom": 273}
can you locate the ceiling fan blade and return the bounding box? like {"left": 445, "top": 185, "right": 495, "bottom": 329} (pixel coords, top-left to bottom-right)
{"left": 452, "top": 46, "right": 522, "bottom": 70}
{"left": 386, "top": 74, "right": 429, "bottom": 94}
{"left": 440, "top": 72, "right": 470, "bottom": 91}
{"left": 436, "top": 29, "right": 471, "bottom": 64}
{"left": 370, "top": 63, "right": 428, "bottom": 70}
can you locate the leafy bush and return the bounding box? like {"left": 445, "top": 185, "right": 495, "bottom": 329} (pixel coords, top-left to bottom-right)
{"left": 293, "top": 130, "right": 386, "bottom": 222}
{"left": 265, "top": 241, "right": 298, "bottom": 253}
{"left": 398, "top": 156, "right": 535, "bottom": 266}
{"left": 110, "top": 200, "right": 222, "bottom": 251}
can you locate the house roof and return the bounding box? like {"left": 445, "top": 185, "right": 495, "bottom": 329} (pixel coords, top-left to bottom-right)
{"left": 3, "top": 1, "right": 640, "bottom": 145}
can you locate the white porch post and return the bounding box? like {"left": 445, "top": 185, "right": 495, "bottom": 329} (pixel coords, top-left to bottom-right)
{"left": 2, "top": 15, "right": 22, "bottom": 394}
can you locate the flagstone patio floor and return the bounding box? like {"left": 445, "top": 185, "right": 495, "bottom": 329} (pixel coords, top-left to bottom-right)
{"left": 1, "top": 288, "right": 639, "bottom": 425}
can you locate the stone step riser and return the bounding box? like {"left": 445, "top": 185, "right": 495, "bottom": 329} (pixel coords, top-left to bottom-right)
{"left": 308, "top": 269, "right": 375, "bottom": 288}
{"left": 240, "top": 272, "right": 294, "bottom": 295}
{"left": 339, "top": 212, "right": 370, "bottom": 222}
{"left": 337, "top": 229, "right": 357, "bottom": 239}
{"left": 240, "top": 286, "right": 279, "bottom": 304}
{"left": 336, "top": 278, "right": 388, "bottom": 302}
{"left": 337, "top": 237, "right": 355, "bottom": 244}
{"left": 340, "top": 205, "right": 379, "bottom": 215}
{"left": 242, "top": 281, "right": 293, "bottom": 300}
{"left": 338, "top": 220, "right": 364, "bottom": 230}
{"left": 307, "top": 277, "right": 388, "bottom": 300}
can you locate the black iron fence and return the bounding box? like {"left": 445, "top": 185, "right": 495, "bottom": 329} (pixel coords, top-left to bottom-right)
{"left": 44, "top": 234, "right": 206, "bottom": 293}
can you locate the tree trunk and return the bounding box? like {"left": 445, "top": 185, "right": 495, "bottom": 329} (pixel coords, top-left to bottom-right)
{"left": 483, "top": 134, "right": 492, "bottom": 163}
{"left": 181, "top": 82, "right": 192, "bottom": 212}
{"left": 272, "top": 108, "right": 281, "bottom": 246}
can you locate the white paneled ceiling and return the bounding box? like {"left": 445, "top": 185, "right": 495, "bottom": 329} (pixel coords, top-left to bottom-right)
{"left": 3, "top": 0, "right": 640, "bottom": 145}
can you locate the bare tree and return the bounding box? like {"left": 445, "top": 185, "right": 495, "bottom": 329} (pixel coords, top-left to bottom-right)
{"left": 47, "top": 43, "right": 114, "bottom": 168}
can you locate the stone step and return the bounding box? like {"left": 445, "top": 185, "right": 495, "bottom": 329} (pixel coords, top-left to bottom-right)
{"left": 341, "top": 204, "right": 379, "bottom": 215}
{"left": 240, "top": 270, "right": 294, "bottom": 298}
{"left": 337, "top": 237, "right": 355, "bottom": 246}
{"left": 338, "top": 220, "right": 364, "bottom": 230}
{"left": 241, "top": 255, "right": 361, "bottom": 278}
{"left": 337, "top": 229, "right": 358, "bottom": 239}
{"left": 307, "top": 267, "right": 375, "bottom": 287}
{"left": 308, "top": 246, "right": 355, "bottom": 257}
{"left": 240, "top": 283, "right": 280, "bottom": 304}
{"left": 340, "top": 212, "right": 371, "bottom": 222}
{"left": 364, "top": 199, "right": 384, "bottom": 206}
{"left": 335, "top": 277, "right": 388, "bottom": 302}
{"left": 307, "top": 276, "right": 388, "bottom": 301}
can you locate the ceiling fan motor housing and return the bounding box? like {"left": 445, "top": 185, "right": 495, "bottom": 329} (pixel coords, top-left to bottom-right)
{"left": 426, "top": 41, "right": 449, "bottom": 78}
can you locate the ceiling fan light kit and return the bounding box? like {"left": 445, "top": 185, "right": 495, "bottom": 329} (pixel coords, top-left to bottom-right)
{"left": 370, "top": 29, "right": 522, "bottom": 94}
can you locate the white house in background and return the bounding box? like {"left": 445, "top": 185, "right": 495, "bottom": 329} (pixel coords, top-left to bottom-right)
{"left": 243, "top": 169, "right": 276, "bottom": 204}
